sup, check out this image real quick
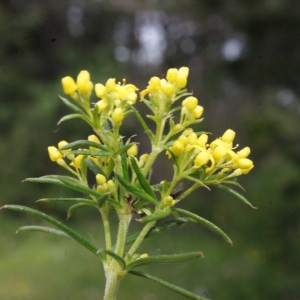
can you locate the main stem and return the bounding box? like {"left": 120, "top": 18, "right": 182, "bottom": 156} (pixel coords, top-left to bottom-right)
{"left": 103, "top": 211, "right": 132, "bottom": 300}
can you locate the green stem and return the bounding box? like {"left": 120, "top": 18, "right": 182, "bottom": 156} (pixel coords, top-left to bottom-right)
{"left": 100, "top": 207, "right": 112, "bottom": 258}
{"left": 103, "top": 266, "right": 125, "bottom": 300}
{"left": 125, "top": 220, "right": 156, "bottom": 262}
{"left": 115, "top": 211, "right": 132, "bottom": 257}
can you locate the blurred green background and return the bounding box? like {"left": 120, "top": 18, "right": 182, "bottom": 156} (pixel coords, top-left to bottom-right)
{"left": 1, "top": 0, "right": 299, "bottom": 299}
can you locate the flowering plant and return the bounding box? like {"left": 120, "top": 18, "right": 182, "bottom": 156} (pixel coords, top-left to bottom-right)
{"left": 1, "top": 67, "right": 254, "bottom": 299}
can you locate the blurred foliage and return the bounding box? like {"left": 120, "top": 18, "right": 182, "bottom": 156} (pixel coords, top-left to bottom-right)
{"left": 0, "top": 0, "right": 299, "bottom": 299}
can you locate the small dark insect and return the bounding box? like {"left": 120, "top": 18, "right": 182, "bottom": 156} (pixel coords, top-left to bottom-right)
{"left": 170, "top": 189, "right": 184, "bottom": 199}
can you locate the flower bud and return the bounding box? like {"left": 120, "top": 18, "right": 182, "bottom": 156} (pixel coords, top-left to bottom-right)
{"left": 163, "top": 196, "right": 174, "bottom": 206}
{"left": 112, "top": 107, "right": 124, "bottom": 123}
{"left": 61, "top": 76, "right": 77, "bottom": 95}
{"left": 96, "top": 174, "right": 107, "bottom": 185}
{"left": 48, "top": 146, "right": 63, "bottom": 162}
{"left": 194, "top": 151, "right": 210, "bottom": 168}
{"left": 197, "top": 134, "right": 208, "bottom": 147}
{"left": 96, "top": 99, "right": 109, "bottom": 112}
{"left": 182, "top": 96, "right": 198, "bottom": 110}
{"left": 166, "top": 68, "right": 178, "bottom": 83}
{"left": 172, "top": 140, "right": 185, "bottom": 156}
{"left": 193, "top": 105, "right": 204, "bottom": 118}
{"left": 95, "top": 83, "right": 106, "bottom": 98}
{"left": 58, "top": 140, "right": 70, "bottom": 153}
{"left": 238, "top": 158, "right": 254, "bottom": 171}
{"left": 212, "top": 145, "right": 228, "bottom": 162}
{"left": 222, "top": 129, "right": 236, "bottom": 144}
{"left": 105, "top": 78, "right": 116, "bottom": 92}
{"left": 127, "top": 144, "right": 138, "bottom": 156}
{"left": 71, "top": 155, "right": 84, "bottom": 168}
{"left": 237, "top": 147, "right": 251, "bottom": 158}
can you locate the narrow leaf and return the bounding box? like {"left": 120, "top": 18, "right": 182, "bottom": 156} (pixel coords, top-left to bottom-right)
{"left": 127, "top": 103, "right": 154, "bottom": 140}
{"left": 130, "top": 157, "right": 156, "bottom": 199}
{"left": 139, "top": 207, "right": 171, "bottom": 223}
{"left": 85, "top": 158, "right": 104, "bottom": 175}
{"left": 115, "top": 172, "right": 158, "bottom": 205}
{"left": 172, "top": 208, "right": 233, "bottom": 245}
{"left": 59, "top": 140, "right": 108, "bottom": 152}
{"left": 59, "top": 95, "right": 85, "bottom": 114}
{"left": 217, "top": 185, "right": 257, "bottom": 208}
{"left": 17, "top": 225, "right": 72, "bottom": 239}
{"left": 129, "top": 270, "right": 210, "bottom": 300}
{"left": 113, "top": 143, "right": 134, "bottom": 157}
{"left": 67, "top": 203, "right": 95, "bottom": 219}
{"left": 126, "top": 251, "right": 203, "bottom": 270}
{"left": 65, "top": 149, "right": 112, "bottom": 157}
{"left": 57, "top": 113, "right": 93, "bottom": 127}
{"left": 125, "top": 218, "right": 190, "bottom": 245}
{"left": 54, "top": 175, "right": 105, "bottom": 198}
{"left": 37, "top": 197, "right": 96, "bottom": 205}
{"left": 120, "top": 151, "right": 129, "bottom": 181}
{"left": 1, "top": 205, "right": 102, "bottom": 258}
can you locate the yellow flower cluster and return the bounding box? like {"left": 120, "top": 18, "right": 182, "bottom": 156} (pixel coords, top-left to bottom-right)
{"left": 140, "top": 67, "right": 189, "bottom": 101}
{"left": 61, "top": 70, "right": 93, "bottom": 100}
{"left": 181, "top": 96, "right": 204, "bottom": 123}
{"left": 168, "top": 128, "right": 254, "bottom": 178}
{"left": 96, "top": 174, "right": 115, "bottom": 194}
{"left": 95, "top": 78, "right": 138, "bottom": 127}
{"left": 48, "top": 141, "right": 84, "bottom": 171}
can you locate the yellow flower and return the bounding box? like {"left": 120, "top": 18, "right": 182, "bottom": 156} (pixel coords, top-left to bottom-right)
{"left": 105, "top": 78, "right": 116, "bottom": 93}
{"left": 76, "top": 70, "right": 93, "bottom": 95}
{"left": 48, "top": 146, "right": 63, "bottom": 162}
{"left": 112, "top": 107, "right": 124, "bottom": 123}
{"left": 127, "top": 144, "right": 138, "bottom": 156}
{"left": 182, "top": 96, "right": 198, "bottom": 110}
{"left": 172, "top": 140, "right": 185, "bottom": 157}
{"left": 192, "top": 105, "right": 204, "bottom": 119}
{"left": 95, "top": 83, "right": 106, "bottom": 98}
{"left": 96, "top": 99, "right": 109, "bottom": 112}
{"left": 61, "top": 76, "right": 77, "bottom": 95}
{"left": 71, "top": 155, "right": 84, "bottom": 168}
{"left": 221, "top": 129, "right": 236, "bottom": 144}
{"left": 194, "top": 150, "right": 211, "bottom": 168}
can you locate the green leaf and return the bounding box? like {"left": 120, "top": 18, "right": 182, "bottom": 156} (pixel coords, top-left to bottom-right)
{"left": 139, "top": 207, "right": 171, "bottom": 223}
{"left": 100, "top": 249, "right": 126, "bottom": 270}
{"left": 172, "top": 208, "right": 233, "bottom": 245}
{"left": 28, "top": 175, "right": 93, "bottom": 197}
{"left": 120, "top": 151, "right": 129, "bottom": 181}
{"left": 217, "top": 185, "right": 257, "bottom": 208}
{"left": 17, "top": 225, "right": 72, "bottom": 239}
{"left": 64, "top": 149, "right": 112, "bottom": 157}
{"left": 57, "top": 113, "right": 94, "bottom": 127}
{"left": 37, "top": 197, "right": 96, "bottom": 205}
{"left": 129, "top": 270, "right": 210, "bottom": 300}
{"left": 130, "top": 157, "right": 156, "bottom": 199}
{"left": 67, "top": 203, "right": 95, "bottom": 219}
{"left": 1, "top": 205, "right": 103, "bottom": 259}
{"left": 49, "top": 175, "right": 104, "bottom": 198}
{"left": 125, "top": 218, "right": 190, "bottom": 245}
{"left": 85, "top": 158, "right": 105, "bottom": 175}
{"left": 115, "top": 172, "right": 158, "bottom": 205}
{"left": 127, "top": 103, "right": 154, "bottom": 140}
{"left": 113, "top": 143, "right": 134, "bottom": 157}
{"left": 59, "top": 140, "right": 108, "bottom": 152}
{"left": 59, "top": 95, "right": 85, "bottom": 114}
{"left": 126, "top": 251, "right": 203, "bottom": 270}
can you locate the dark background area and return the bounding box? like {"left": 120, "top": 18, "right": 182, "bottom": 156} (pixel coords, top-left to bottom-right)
{"left": 0, "top": 0, "right": 299, "bottom": 299}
